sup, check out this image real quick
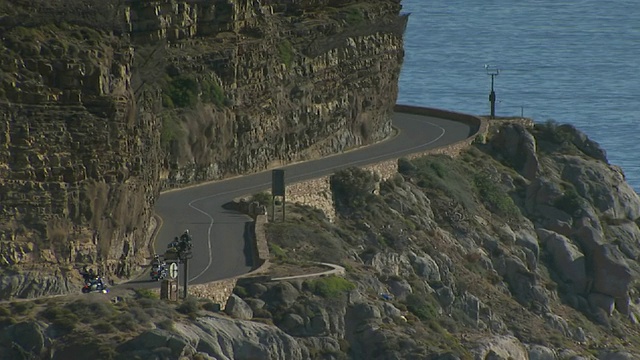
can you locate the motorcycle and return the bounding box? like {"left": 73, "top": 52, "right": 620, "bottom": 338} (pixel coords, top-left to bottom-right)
{"left": 82, "top": 278, "right": 109, "bottom": 294}
{"left": 150, "top": 265, "right": 168, "bottom": 281}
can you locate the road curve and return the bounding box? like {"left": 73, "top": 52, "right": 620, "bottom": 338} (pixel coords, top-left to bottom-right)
{"left": 130, "top": 111, "right": 472, "bottom": 287}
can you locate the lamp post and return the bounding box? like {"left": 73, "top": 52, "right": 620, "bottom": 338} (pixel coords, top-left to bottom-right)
{"left": 485, "top": 65, "right": 500, "bottom": 119}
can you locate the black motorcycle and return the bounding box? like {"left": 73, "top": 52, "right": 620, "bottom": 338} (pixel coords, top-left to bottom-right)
{"left": 82, "top": 278, "right": 109, "bottom": 293}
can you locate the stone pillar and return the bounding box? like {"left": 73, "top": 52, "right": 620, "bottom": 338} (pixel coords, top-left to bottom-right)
{"left": 161, "top": 279, "right": 179, "bottom": 302}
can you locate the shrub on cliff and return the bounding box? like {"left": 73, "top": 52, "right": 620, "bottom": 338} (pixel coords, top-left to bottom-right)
{"left": 400, "top": 155, "right": 476, "bottom": 211}
{"left": 305, "top": 276, "right": 355, "bottom": 298}
{"left": 473, "top": 173, "right": 520, "bottom": 218}
{"left": 164, "top": 76, "right": 198, "bottom": 108}
{"left": 277, "top": 40, "right": 294, "bottom": 68}
{"left": 40, "top": 306, "right": 79, "bottom": 333}
{"left": 201, "top": 79, "right": 226, "bottom": 107}
{"left": 330, "top": 167, "right": 379, "bottom": 213}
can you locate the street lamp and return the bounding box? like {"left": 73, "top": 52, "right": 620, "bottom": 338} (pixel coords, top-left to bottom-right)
{"left": 485, "top": 65, "right": 500, "bottom": 119}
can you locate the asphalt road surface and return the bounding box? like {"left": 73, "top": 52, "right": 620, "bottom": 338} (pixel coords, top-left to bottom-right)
{"left": 127, "top": 111, "right": 473, "bottom": 288}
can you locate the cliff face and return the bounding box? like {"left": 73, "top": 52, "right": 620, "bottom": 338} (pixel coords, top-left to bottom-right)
{"left": 128, "top": 0, "right": 406, "bottom": 184}
{"left": 0, "top": 0, "right": 407, "bottom": 298}
{"left": 0, "top": 3, "right": 161, "bottom": 297}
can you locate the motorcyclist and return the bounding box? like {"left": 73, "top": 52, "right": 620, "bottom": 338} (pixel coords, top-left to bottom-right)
{"left": 151, "top": 254, "right": 162, "bottom": 267}
{"left": 168, "top": 237, "right": 179, "bottom": 249}
{"left": 180, "top": 229, "right": 192, "bottom": 244}
{"left": 179, "top": 229, "right": 192, "bottom": 252}
{"left": 80, "top": 265, "right": 92, "bottom": 283}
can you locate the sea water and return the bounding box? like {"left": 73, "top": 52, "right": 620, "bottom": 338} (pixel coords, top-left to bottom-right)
{"left": 398, "top": 0, "right": 640, "bottom": 191}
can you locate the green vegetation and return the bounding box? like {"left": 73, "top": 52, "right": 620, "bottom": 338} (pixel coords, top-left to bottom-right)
{"left": 343, "top": 6, "right": 365, "bottom": 25}
{"left": 160, "top": 113, "right": 182, "bottom": 149}
{"left": 270, "top": 243, "right": 288, "bottom": 262}
{"left": 40, "top": 305, "right": 79, "bottom": 332}
{"left": 176, "top": 297, "right": 201, "bottom": 319}
{"left": 251, "top": 192, "right": 273, "bottom": 207}
{"left": 164, "top": 75, "right": 198, "bottom": 108}
{"left": 330, "top": 167, "right": 380, "bottom": 212}
{"left": 10, "top": 301, "right": 35, "bottom": 316}
{"left": 327, "top": 3, "right": 367, "bottom": 26}
{"left": 399, "top": 155, "right": 476, "bottom": 211}
{"left": 305, "top": 276, "right": 355, "bottom": 298}
{"left": 404, "top": 293, "right": 439, "bottom": 321}
{"left": 277, "top": 40, "right": 294, "bottom": 68}
{"left": 554, "top": 185, "right": 584, "bottom": 215}
{"left": 163, "top": 74, "right": 227, "bottom": 108}
{"left": 473, "top": 173, "right": 520, "bottom": 218}
{"left": 265, "top": 204, "right": 346, "bottom": 262}
{"left": 535, "top": 120, "right": 573, "bottom": 144}
{"left": 201, "top": 79, "right": 226, "bottom": 107}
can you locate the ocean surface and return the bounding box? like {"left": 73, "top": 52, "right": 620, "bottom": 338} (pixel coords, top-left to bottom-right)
{"left": 397, "top": 0, "right": 640, "bottom": 192}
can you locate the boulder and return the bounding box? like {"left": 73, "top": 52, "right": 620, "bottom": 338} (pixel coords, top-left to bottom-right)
{"left": 525, "top": 178, "right": 563, "bottom": 215}
{"left": 556, "top": 124, "right": 607, "bottom": 162}
{"left": 298, "top": 337, "right": 342, "bottom": 358}
{"left": 189, "top": 315, "right": 308, "bottom": 359}
{"left": 472, "top": 335, "right": 528, "bottom": 360}
{"left": 409, "top": 252, "right": 441, "bottom": 283}
{"left": 598, "top": 351, "right": 638, "bottom": 360}
{"left": 560, "top": 156, "right": 640, "bottom": 222}
{"left": 368, "top": 252, "right": 412, "bottom": 277}
{"left": 380, "top": 302, "right": 404, "bottom": 320}
{"left": 386, "top": 278, "right": 412, "bottom": 300}
{"left": 573, "top": 326, "right": 587, "bottom": 343}
{"left": 244, "top": 298, "right": 266, "bottom": 311}
{"left": 308, "top": 307, "right": 330, "bottom": 336}
{"left": 497, "top": 224, "right": 516, "bottom": 244}
{"left": 349, "top": 302, "right": 381, "bottom": 323}
{"left": 516, "top": 230, "right": 540, "bottom": 261}
{"left": 3, "top": 321, "right": 46, "bottom": 355}
{"left": 543, "top": 313, "right": 571, "bottom": 337}
{"left": 591, "top": 244, "right": 632, "bottom": 299}
{"left": 262, "top": 282, "right": 299, "bottom": 308}
{"left": 543, "top": 231, "right": 588, "bottom": 294}
{"left": 117, "top": 329, "right": 191, "bottom": 358}
{"left": 225, "top": 294, "right": 254, "bottom": 320}
{"left": 605, "top": 222, "right": 640, "bottom": 260}
{"left": 279, "top": 313, "right": 305, "bottom": 335}
{"left": 436, "top": 286, "right": 455, "bottom": 308}
{"left": 588, "top": 292, "right": 615, "bottom": 316}
{"left": 490, "top": 123, "right": 540, "bottom": 180}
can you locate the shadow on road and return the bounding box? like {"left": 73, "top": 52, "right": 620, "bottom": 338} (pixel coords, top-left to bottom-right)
{"left": 124, "top": 278, "right": 156, "bottom": 285}
{"left": 243, "top": 221, "right": 255, "bottom": 268}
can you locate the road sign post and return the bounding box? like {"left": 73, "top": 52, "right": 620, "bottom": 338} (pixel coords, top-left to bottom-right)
{"left": 485, "top": 65, "right": 500, "bottom": 119}
{"left": 182, "top": 256, "right": 189, "bottom": 299}
{"left": 272, "top": 169, "right": 286, "bottom": 222}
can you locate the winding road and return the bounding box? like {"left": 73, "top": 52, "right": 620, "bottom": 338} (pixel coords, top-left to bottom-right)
{"left": 131, "top": 110, "right": 473, "bottom": 287}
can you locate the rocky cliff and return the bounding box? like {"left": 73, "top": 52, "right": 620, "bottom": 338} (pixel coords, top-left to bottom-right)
{"left": 0, "top": 0, "right": 407, "bottom": 298}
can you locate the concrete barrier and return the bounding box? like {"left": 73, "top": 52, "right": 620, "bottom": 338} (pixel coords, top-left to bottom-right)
{"left": 393, "top": 104, "right": 485, "bottom": 137}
